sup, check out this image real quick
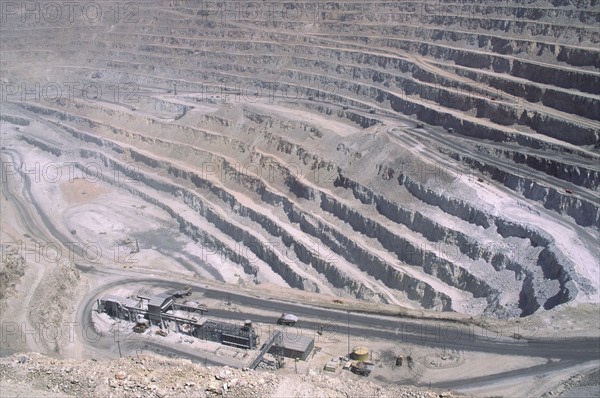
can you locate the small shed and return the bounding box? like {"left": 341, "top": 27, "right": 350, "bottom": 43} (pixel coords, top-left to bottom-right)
{"left": 269, "top": 334, "right": 314, "bottom": 361}
{"left": 324, "top": 358, "right": 338, "bottom": 372}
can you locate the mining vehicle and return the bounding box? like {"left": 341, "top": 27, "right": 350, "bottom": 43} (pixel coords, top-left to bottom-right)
{"left": 351, "top": 361, "right": 375, "bottom": 376}
{"left": 277, "top": 313, "right": 298, "bottom": 326}
{"left": 173, "top": 285, "right": 192, "bottom": 298}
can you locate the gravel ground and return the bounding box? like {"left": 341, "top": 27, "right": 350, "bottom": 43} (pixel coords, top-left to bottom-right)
{"left": 0, "top": 353, "right": 461, "bottom": 398}
{"left": 542, "top": 367, "right": 600, "bottom": 398}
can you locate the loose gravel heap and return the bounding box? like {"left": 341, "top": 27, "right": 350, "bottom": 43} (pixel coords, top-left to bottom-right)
{"left": 0, "top": 353, "right": 460, "bottom": 398}
{"left": 542, "top": 367, "right": 600, "bottom": 398}
{"left": 0, "top": 253, "right": 24, "bottom": 311}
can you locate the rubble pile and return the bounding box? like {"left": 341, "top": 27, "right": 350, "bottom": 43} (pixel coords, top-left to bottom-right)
{"left": 0, "top": 353, "right": 459, "bottom": 398}
{"left": 0, "top": 252, "right": 24, "bottom": 309}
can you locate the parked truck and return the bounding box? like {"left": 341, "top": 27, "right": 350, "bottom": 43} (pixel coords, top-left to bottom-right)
{"left": 277, "top": 313, "right": 298, "bottom": 326}
{"left": 351, "top": 361, "right": 375, "bottom": 376}
{"left": 172, "top": 285, "right": 192, "bottom": 298}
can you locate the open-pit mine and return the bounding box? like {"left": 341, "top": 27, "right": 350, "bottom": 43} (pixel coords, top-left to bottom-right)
{"left": 1, "top": 1, "right": 599, "bottom": 397}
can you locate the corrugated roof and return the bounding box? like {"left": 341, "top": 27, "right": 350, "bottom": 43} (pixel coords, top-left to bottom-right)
{"left": 148, "top": 292, "right": 174, "bottom": 308}
{"left": 101, "top": 295, "right": 139, "bottom": 309}
{"left": 275, "top": 334, "right": 313, "bottom": 351}
{"left": 202, "top": 320, "right": 254, "bottom": 336}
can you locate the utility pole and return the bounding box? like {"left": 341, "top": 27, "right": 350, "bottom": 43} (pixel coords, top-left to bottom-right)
{"left": 347, "top": 310, "right": 350, "bottom": 355}
{"left": 117, "top": 339, "right": 122, "bottom": 359}
{"left": 116, "top": 320, "right": 122, "bottom": 359}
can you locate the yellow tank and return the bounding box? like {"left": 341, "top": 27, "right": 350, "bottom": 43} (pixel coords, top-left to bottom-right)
{"left": 352, "top": 346, "right": 369, "bottom": 362}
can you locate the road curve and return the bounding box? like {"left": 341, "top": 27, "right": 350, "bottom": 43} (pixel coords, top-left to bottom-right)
{"left": 74, "top": 274, "right": 599, "bottom": 391}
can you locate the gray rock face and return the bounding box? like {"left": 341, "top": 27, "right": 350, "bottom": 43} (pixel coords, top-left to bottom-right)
{"left": 1, "top": 0, "right": 597, "bottom": 319}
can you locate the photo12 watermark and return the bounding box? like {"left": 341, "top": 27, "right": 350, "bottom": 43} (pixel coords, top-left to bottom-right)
{"left": 1, "top": 1, "right": 139, "bottom": 24}
{"left": 1, "top": 81, "right": 140, "bottom": 105}
{"left": 1, "top": 239, "right": 139, "bottom": 265}
{"left": 1, "top": 160, "right": 140, "bottom": 185}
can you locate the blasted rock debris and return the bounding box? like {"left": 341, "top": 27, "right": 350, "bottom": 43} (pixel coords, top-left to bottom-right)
{"left": 0, "top": 353, "right": 458, "bottom": 398}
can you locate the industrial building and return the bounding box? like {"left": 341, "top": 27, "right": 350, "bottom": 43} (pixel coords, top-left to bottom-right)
{"left": 196, "top": 320, "right": 259, "bottom": 350}
{"left": 268, "top": 333, "right": 314, "bottom": 361}
{"left": 147, "top": 292, "right": 174, "bottom": 325}
{"left": 97, "top": 295, "right": 145, "bottom": 322}
{"left": 97, "top": 290, "right": 258, "bottom": 350}
{"left": 248, "top": 330, "right": 315, "bottom": 370}
{"left": 98, "top": 288, "right": 314, "bottom": 366}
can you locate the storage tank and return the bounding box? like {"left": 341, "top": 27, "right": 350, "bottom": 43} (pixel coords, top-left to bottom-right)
{"left": 352, "top": 346, "right": 369, "bottom": 361}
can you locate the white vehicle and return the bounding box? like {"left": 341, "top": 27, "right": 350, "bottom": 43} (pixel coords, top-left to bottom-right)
{"left": 277, "top": 313, "right": 298, "bottom": 326}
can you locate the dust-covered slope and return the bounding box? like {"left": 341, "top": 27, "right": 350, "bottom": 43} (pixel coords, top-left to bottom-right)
{"left": 0, "top": 0, "right": 598, "bottom": 319}
{"left": 0, "top": 353, "right": 460, "bottom": 398}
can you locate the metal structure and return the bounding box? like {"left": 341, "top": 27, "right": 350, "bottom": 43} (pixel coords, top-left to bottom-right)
{"left": 98, "top": 290, "right": 263, "bottom": 343}
{"left": 146, "top": 292, "right": 174, "bottom": 326}
{"left": 97, "top": 295, "right": 144, "bottom": 322}
{"left": 249, "top": 331, "right": 282, "bottom": 369}
{"left": 268, "top": 333, "right": 314, "bottom": 361}
{"left": 196, "top": 320, "right": 259, "bottom": 349}
{"left": 98, "top": 293, "right": 206, "bottom": 329}
{"left": 99, "top": 291, "right": 258, "bottom": 349}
